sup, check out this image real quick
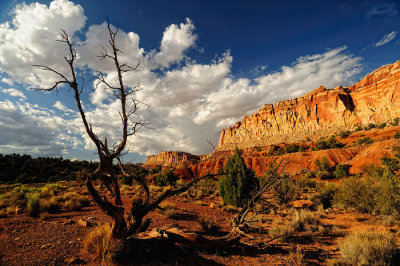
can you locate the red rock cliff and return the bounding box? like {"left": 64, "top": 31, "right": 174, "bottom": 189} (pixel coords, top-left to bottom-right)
{"left": 217, "top": 60, "right": 400, "bottom": 150}
{"left": 144, "top": 151, "right": 200, "bottom": 168}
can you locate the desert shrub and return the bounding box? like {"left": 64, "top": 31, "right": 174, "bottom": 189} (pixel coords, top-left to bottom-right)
{"left": 192, "top": 178, "right": 219, "bottom": 197}
{"left": 159, "top": 202, "right": 176, "bottom": 218}
{"left": 297, "top": 176, "right": 317, "bottom": 189}
{"left": 334, "top": 176, "right": 377, "bottom": 213}
{"left": 154, "top": 170, "right": 179, "bottom": 187}
{"left": 61, "top": 192, "right": 90, "bottom": 211}
{"left": 285, "top": 144, "right": 300, "bottom": 153}
{"left": 338, "top": 231, "right": 397, "bottom": 265}
{"left": 40, "top": 196, "right": 61, "bottom": 213}
{"left": 198, "top": 217, "right": 220, "bottom": 234}
{"left": 26, "top": 193, "right": 41, "bottom": 217}
{"left": 312, "top": 182, "right": 338, "bottom": 209}
{"left": 365, "top": 123, "right": 377, "bottom": 130}
{"left": 219, "top": 148, "right": 259, "bottom": 207}
{"left": 392, "top": 118, "right": 400, "bottom": 126}
{"left": 339, "top": 130, "right": 351, "bottom": 139}
{"left": 149, "top": 165, "right": 162, "bottom": 175}
{"left": 267, "top": 145, "right": 285, "bottom": 156}
{"left": 356, "top": 136, "right": 374, "bottom": 146}
{"left": 377, "top": 122, "right": 386, "bottom": 129}
{"left": 290, "top": 210, "right": 320, "bottom": 232}
{"left": 273, "top": 176, "right": 300, "bottom": 204}
{"left": 268, "top": 220, "right": 295, "bottom": 241}
{"left": 315, "top": 136, "right": 345, "bottom": 150}
{"left": 334, "top": 164, "right": 351, "bottom": 179}
{"left": 314, "top": 157, "right": 335, "bottom": 179}
{"left": 354, "top": 125, "right": 363, "bottom": 132}
{"left": 394, "top": 132, "right": 400, "bottom": 139}
{"left": 84, "top": 223, "right": 119, "bottom": 262}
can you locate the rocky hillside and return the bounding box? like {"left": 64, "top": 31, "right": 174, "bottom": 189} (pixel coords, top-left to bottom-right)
{"left": 217, "top": 60, "right": 400, "bottom": 151}
{"left": 143, "top": 151, "right": 200, "bottom": 168}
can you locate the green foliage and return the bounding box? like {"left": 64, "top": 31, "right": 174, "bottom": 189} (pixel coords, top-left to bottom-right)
{"left": 149, "top": 165, "right": 162, "bottom": 175}
{"left": 334, "top": 164, "right": 351, "bottom": 179}
{"left": 312, "top": 182, "right": 338, "bottom": 209}
{"left": 219, "top": 148, "right": 259, "bottom": 207}
{"left": 315, "top": 136, "right": 345, "bottom": 150}
{"left": 376, "top": 122, "right": 386, "bottom": 129}
{"left": 273, "top": 176, "right": 300, "bottom": 204}
{"left": 334, "top": 169, "right": 400, "bottom": 215}
{"left": 26, "top": 193, "right": 41, "bottom": 217}
{"left": 154, "top": 170, "right": 179, "bottom": 187}
{"left": 365, "top": 123, "right": 376, "bottom": 130}
{"left": 314, "top": 157, "right": 338, "bottom": 179}
{"left": 267, "top": 145, "right": 285, "bottom": 156}
{"left": 354, "top": 125, "right": 363, "bottom": 132}
{"left": 121, "top": 165, "right": 149, "bottom": 185}
{"left": 392, "top": 118, "right": 400, "bottom": 126}
{"left": 338, "top": 231, "right": 397, "bottom": 265}
{"left": 356, "top": 136, "right": 374, "bottom": 146}
{"left": 339, "top": 130, "right": 351, "bottom": 139}
{"left": 394, "top": 132, "right": 400, "bottom": 139}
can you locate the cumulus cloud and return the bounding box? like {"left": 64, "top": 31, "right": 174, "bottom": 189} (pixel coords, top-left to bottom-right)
{"left": 0, "top": 0, "right": 86, "bottom": 87}
{"left": 0, "top": 99, "right": 81, "bottom": 156}
{"left": 1, "top": 88, "right": 26, "bottom": 100}
{"left": 0, "top": 0, "right": 364, "bottom": 158}
{"left": 375, "top": 31, "right": 397, "bottom": 47}
{"left": 153, "top": 18, "right": 197, "bottom": 68}
{"left": 1, "top": 77, "right": 14, "bottom": 85}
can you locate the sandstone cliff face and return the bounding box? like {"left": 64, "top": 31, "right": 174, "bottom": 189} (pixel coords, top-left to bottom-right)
{"left": 217, "top": 60, "right": 400, "bottom": 150}
{"left": 143, "top": 151, "right": 200, "bottom": 168}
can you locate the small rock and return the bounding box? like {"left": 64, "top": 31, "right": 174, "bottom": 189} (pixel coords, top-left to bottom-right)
{"left": 14, "top": 237, "right": 20, "bottom": 241}
{"left": 209, "top": 202, "right": 216, "bottom": 209}
{"left": 66, "top": 257, "right": 86, "bottom": 264}
{"left": 41, "top": 244, "right": 52, "bottom": 249}
{"left": 64, "top": 219, "right": 75, "bottom": 225}
{"left": 77, "top": 218, "right": 91, "bottom": 227}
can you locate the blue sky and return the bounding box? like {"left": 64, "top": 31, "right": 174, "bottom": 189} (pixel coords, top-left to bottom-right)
{"left": 0, "top": 0, "right": 399, "bottom": 162}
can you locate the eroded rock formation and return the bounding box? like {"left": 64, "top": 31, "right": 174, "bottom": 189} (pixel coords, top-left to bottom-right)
{"left": 217, "top": 60, "right": 400, "bottom": 150}
{"left": 144, "top": 151, "right": 200, "bottom": 168}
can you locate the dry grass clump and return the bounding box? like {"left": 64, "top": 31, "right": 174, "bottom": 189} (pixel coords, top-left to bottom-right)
{"left": 198, "top": 217, "right": 220, "bottom": 234}
{"left": 289, "top": 246, "right": 305, "bottom": 266}
{"left": 61, "top": 192, "right": 91, "bottom": 211}
{"left": 268, "top": 219, "right": 295, "bottom": 241}
{"left": 84, "top": 223, "right": 120, "bottom": 263}
{"left": 338, "top": 231, "right": 397, "bottom": 265}
{"left": 291, "top": 210, "right": 320, "bottom": 232}
{"left": 26, "top": 193, "right": 41, "bottom": 217}
{"left": 40, "top": 196, "right": 61, "bottom": 213}
{"left": 159, "top": 202, "right": 176, "bottom": 218}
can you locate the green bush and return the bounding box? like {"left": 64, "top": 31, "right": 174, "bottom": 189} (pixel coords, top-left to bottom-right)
{"left": 273, "top": 176, "right": 300, "bottom": 204}
{"left": 154, "top": 170, "right": 179, "bottom": 187}
{"left": 356, "top": 137, "right": 374, "bottom": 146}
{"left": 334, "top": 170, "right": 400, "bottom": 215}
{"left": 312, "top": 182, "right": 338, "bottom": 209}
{"left": 377, "top": 122, "right": 386, "bottom": 129}
{"left": 365, "top": 123, "right": 376, "bottom": 130}
{"left": 338, "top": 231, "right": 397, "bottom": 265}
{"left": 267, "top": 145, "right": 285, "bottom": 156}
{"left": 339, "top": 130, "right": 351, "bottom": 139}
{"left": 394, "top": 132, "right": 400, "bottom": 139}
{"left": 334, "top": 164, "right": 351, "bottom": 179}
{"left": 314, "top": 157, "right": 335, "bottom": 179}
{"left": 315, "top": 136, "right": 345, "bottom": 150}
{"left": 392, "top": 118, "right": 400, "bottom": 126}
{"left": 26, "top": 193, "right": 41, "bottom": 217}
{"left": 219, "top": 148, "right": 259, "bottom": 207}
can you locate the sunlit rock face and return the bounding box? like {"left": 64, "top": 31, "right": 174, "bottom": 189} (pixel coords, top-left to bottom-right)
{"left": 217, "top": 60, "right": 400, "bottom": 151}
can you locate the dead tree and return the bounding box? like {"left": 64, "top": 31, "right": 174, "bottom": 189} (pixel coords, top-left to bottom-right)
{"left": 34, "top": 17, "right": 224, "bottom": 240}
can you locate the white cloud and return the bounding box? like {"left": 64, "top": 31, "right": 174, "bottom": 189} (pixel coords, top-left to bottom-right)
{"left": 0, "top": 99, "right": 81, "bottom": 156}
{"left": 0, "top": 0, "right": 86, "bottom": 87}
{"left": 53, "top": 100, "right": 74, "bottom": 113}
{"left": 153, "top": 18, "right": 197, "bottom": 68}
{"left": 1, "top": 77, "right": 14, "bottom": 85}
{"left": 375, "top": 31, "right": 397, "bottom": 47}
{"left": 1, "top": 88, "right": 26, "bottom": 100}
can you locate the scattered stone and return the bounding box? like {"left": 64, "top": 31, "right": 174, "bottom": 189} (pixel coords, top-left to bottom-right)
{"left": 40, "top": 244, "right": 52, "bottom": 249}
{"left": 64, "top": 219, "right": 75, "bottom": 225}
{"left": 209, "top": 202, "right": 216, "bottom": 209}
{"left": 66, "top": 257, "right": 86, "bottom": 264}
{"left": 77, "top": 218, "right": 92, "bottom": 227}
